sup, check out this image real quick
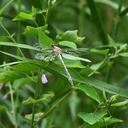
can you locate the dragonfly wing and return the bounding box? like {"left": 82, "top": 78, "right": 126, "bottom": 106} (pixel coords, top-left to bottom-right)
{"left": 62, "top": 48, "right": 89, "bottom": 54}
{"left": 62, "top": 53, "right": 91, "bottom": 62}
{"left": 35, "top": 53, "right": 45, "bottom": 60}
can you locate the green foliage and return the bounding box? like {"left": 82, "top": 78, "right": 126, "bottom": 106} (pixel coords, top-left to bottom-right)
{"left": 74, "top": 84, "right": 100, "bottom": 103}
{"left": 0, "top": 0, "right": 128, "bottom": 128}
{"left": 78, "top": 110, "right": 107, "bottom": 125}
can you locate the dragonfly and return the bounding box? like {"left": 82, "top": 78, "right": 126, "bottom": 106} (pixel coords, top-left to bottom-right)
{"left": 34, "top": 44, "right": 91, "bottom": 86}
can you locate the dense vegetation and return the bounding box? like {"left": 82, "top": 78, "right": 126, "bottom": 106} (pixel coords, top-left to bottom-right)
{"left": 0, "top": 0, "right": 128, "bottom": 128}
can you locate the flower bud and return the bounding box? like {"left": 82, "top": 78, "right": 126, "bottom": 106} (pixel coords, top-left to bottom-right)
{"left": 41, "top": 73, "right": 48, "bottom": 84}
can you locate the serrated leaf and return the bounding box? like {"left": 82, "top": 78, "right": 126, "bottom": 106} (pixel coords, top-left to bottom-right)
{"left": 23, "top": 92, "right": 54, "bottom": 105}
{"left": 62, "top": 53, "right": 91, "bottom": 62}
{"left": 59, "top": 41, "right": 77, "bottom": 50}
{"left": 13, "top": 12, "right": 33, "bottom": 21}
{"left": 60, "top": 30, "right": 85, "bottom": 44}
{"left": 74, "top": 84, "right": 100, "bottom": 103}
{"left": 25, "top": 112, "right": 44, "bottom": 122}
{"left": 23, "top": 97, "right": 37, "bottom": 105}
{"left": 78, "top": 110, "right": 107, "bottom": 125}
{"left": 83, "top": 117, "right": 123, "bottom": 128}
{"left": 38, "top": 29, "right": 53, "bottom": 48}
{"left": 24, "top": 25, "right": 47, "bottom": 37}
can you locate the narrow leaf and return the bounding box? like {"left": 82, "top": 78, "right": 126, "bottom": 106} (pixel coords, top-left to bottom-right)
{"left": 0, "top": 42, "right": 40, "bottom": 51}
{"left": 13, "top": 12, "right": 33, "bottom": 21}
{"left": 62, "top": 53, "right": 91, "bottom": 62}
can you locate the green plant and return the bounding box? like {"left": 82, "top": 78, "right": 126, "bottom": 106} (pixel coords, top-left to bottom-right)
{"left": 0, "top": 0, "right": 128, "bottom": 128}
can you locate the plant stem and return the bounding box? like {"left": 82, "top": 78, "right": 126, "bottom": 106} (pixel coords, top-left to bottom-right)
{"left": 31, "top": 71, "right": 42, "bottom": 128}
{"left": 16, "top": 0, "right": 22, "bottom": 56}
{"left": 86, "top": 0, "right": 109, "bottom": 45}
{"left": 0, "top": 23, "right": 25, "bottom": 57}
{"left": 78, "top": 0, "right": 85, "bottom": 36}
{"left": 0, "top": 0, "right": 14, "bottom": 15}
{"left": 9, "top": 83, "right": 18, "bottom": 128}
{"left": 45, "top": 0, "right": 52, "bottom": 25}
{"left": 39, "top": 89, "right": 72, "bottom": 122}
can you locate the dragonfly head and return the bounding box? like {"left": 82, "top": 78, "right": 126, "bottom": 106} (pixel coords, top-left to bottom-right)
{"left": 52, "top": 45, "right": 61, "bottom": 56}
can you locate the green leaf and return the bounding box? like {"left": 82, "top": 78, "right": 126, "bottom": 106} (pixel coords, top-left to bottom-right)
{"left": 0, "top": 105, "right": 7, "bottom": 112}
{"left": 78, "top": 110, "right": 107, "bottom": 125}
{"left": 74, "top": 84, "right": 100, "bottom": 103}
{"left": 31, "top": 0, "right": 42, "bottom": 9}
{"left": 0, "top": 61, "right": 21, "bottom": 68}
{"left": 38, "top": 29, "right": 54, "bottom": 48}
{"left": 111, "top": 100, "right": 128, "bottom": 107}
{"left": 24, "top": 25, "right": 47, "bottom": 37}
{"left": 89, "top": 58, "right": 107, "bottom": 76}
{"left": 91, "top": 48, "right": 109, "bottom": 55}
{"left": 119, "top": 52, "right": 128, "bottom": 57}
{"left": 23, "top": 97, "right": 37, "bottom": 105}
{"left": 25, "top": 112, "right": 44, "bottom": 122}
{"left": 95, "top": 0, "right": 125, "bottom": 11}
{"left": 0, "top": 50, "right": 27, "bottom": 60}
{"left": 108, "top": 35, "right": 117, "bottom": 49}
{"left": 23, "top": 92, "right": 54, "bottom": 105}
{"left": 60, "top": 30, "right": 85, "bottom": 44}
{"left": 1, "top": 60, "right": 128, "bottom": 98}
{"left": 63, "top": 59, "right": 85, "bottom": 68}
{"left": 59, "top": 41, "right": 77, "bottom": 50}
{"left": 0, "top": 36, "right": 10, "bottom": 42}
{"left": 43, "top": 62, "right": 128, "bottom": 98}
{"left": 6, "top": 111, "right": 17, "bottom": 126}
{"left": 0, "top": 70, "right": 25, "bottom": 83}
{"left": 83, "top": 117, "right": 123, "bottom": 128}
{"left": 62, "top": 53, "right": 91, "bottom": 62}
{"left": 13, "top": 12, "right": 33, "bottom": 21}
{"left": 0, "top": 42, "right": 40, "bottom": 51}
{"left": 69, "top": 91, "right": 80, "bottom": 120}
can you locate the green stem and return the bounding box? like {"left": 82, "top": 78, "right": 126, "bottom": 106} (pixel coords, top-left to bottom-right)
{"left": 9, "top": 83, "right": 18, "bottom": 128}
{"left": 0, "top": 0, "right": 14, "bottom": 15}
{"left": 0, "top": 23, "right": 25, "bottom": 57}
{"left": 39, "top": 89, "right": 72, "bottom": 122}
{"left": 78, "top": 0, "right": 85, "bottom": 36}
{"left": 31, "top": 71, "right": 42, "bottom": 128}
{"left": 86, "top": 0, "right": 109, "bottom": 45}
{"left": 45, "top": 0, "right": 52, "bottom": 25}
{"left": 16, "top": 0, "right": 22, "bottom": 56}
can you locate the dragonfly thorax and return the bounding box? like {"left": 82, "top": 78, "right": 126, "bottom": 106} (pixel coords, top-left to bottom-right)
{"left": 53, "top": 46, "right": 61, "bottom": 56}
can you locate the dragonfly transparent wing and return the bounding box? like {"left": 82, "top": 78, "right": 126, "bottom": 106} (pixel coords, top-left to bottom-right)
{"left": 62, "top": 48, "right": 89, "bottom": 54}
